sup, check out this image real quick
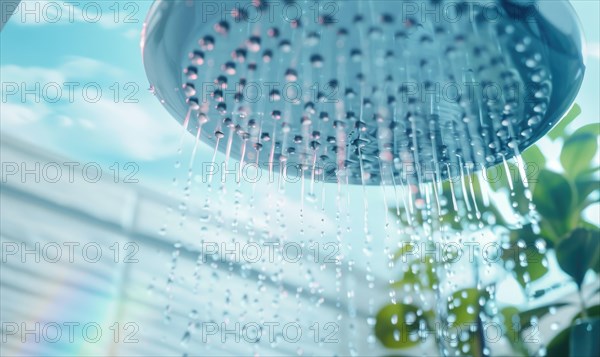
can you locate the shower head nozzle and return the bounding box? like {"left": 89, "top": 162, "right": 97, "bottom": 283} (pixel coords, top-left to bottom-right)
{"left": 142, "top": 0, "right": 585, "bottom": 185}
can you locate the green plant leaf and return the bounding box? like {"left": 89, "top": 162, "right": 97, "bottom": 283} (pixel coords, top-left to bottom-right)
{"left": 547, "top": 305, "right": 600, "bottom": 356}
{"left": 375, "top": 303, "right": 428, "bottom": 349}
{"left": 547, "top": 326, "right": 570, "bottom": 357}
{"left": 390, "top": 266, "right": 422, "bottom": 289}
{"left": 575, "top": 176, "right": 600, "bottom": 208}
{"left": 538, "top": 220, "right": 561, "bottom": 243}
{"left": 522, "top": 144, "right": 545, "bottom": 167}
{"left": 485, "top": 164, "right": 509, "bottom": 192}
{"left": 574, "top": 305, "right": 600, "bottom": 321}
{"left": 448, "top": 288, "right": 486, "bottom": 325}
{"left": 502, "top": 242, "right": 549, "bottom": 288}
{"left": 505, "top": 225, "right": 552, "bottom": 286}
{"left": 580, "top": 220, "right": 600, "bottom": 232}
{"left": 446, "top": 288, "right": 491, "bottom": 357}
{"left": 548, "top": 103, "right": 581, "bottom": 140}
{"left": 573, "top": 122, "right": 600, "bottom": 137}
{"left": 533, "top": 170, "right": 574, "bottom": 240}
{"left": 500, "top": 306, "right": 533, "bottom": 356}
{"left": 533, "top": 170, "right": 574, "bottom": 219}
{"left": 561, "top": 132, "right": 598, "bottom": 179}
{"left": 500, "top": 306, "right": 521, "bottom": 344}
{"left": 508, "top": 223, "right": 537, "bottom": 245}
{"left": 555, "top": 228, "right": 600, "bottom": 287}
{"left": 521, "top": 145, "right": 546, "bottom": 186}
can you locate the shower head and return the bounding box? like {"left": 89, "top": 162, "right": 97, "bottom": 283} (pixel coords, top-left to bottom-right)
{"left": 141, "top": 0, "right": 585, "bottom": 185}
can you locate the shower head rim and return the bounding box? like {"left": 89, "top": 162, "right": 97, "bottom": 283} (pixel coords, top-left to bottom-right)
{"left": 141, "top": 0, "right": 586, "bottom": 185}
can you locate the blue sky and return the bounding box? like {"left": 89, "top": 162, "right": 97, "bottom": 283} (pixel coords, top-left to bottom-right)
{"left": 1, "top": 1, "right": 182, "bottom": 189}
{"left": 1, "top": 0, "right": 599, "bottom": 191}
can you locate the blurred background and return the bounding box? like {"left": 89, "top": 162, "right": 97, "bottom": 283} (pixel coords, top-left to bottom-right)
{"left": 1, "top": 1, "right": 599, "bottom": 356}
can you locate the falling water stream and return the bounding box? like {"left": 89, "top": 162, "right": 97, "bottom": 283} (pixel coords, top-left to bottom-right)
{"left": 158, "top": 140, "right": 556, "bottom": 356}
{"left": 140, "top": 0, "right": 588, "bottom": 356}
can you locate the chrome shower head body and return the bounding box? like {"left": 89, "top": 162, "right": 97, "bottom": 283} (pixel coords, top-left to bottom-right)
{"left": 142, "top": 0, "right": 585, "bottom": 185}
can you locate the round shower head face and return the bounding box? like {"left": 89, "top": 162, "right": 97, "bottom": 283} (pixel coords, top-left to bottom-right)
{"left": 142, "top": 0, "right": 584, "bottom": 185}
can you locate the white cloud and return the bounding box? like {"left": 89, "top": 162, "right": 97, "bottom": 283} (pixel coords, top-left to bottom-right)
{"left": 0, "top": 102, "right": 49, "bottom": 125}
{"left": 59, "top": 56, "right": 125, "bottom": 79}
{"left": 1, "top": 64, "right": 65, "bottom": 84}
{"left": 1, "top": 58, "right": 181, "bottom": 161}
{"left": 0, "top": 57, "right": 124, "bottom": 85}
{"left": 66, "top": 98, "right": 180, "bottom": 160}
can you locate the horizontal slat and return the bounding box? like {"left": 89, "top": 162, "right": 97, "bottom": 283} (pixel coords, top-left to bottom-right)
{"left": 1, "top": 135, "right": 391, "bottom": 356}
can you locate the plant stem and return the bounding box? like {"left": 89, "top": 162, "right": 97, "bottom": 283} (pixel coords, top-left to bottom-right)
{"left": 578, "top": 287, "right": 589, "bottom": 319}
